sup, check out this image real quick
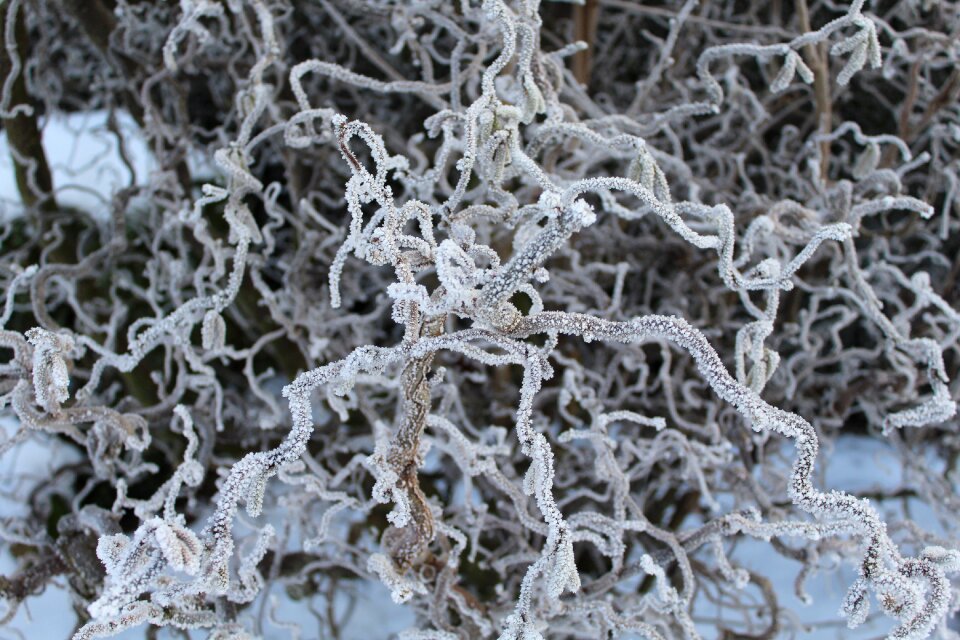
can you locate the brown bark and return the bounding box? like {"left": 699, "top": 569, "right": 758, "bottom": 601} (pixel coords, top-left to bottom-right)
{"left": 0, "top": 2, "right": 56, "bottom": 211}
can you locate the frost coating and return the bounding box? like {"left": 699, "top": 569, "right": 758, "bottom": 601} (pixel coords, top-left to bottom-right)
{"left": 0, "top": 0, "right": 958, "bottom": 639}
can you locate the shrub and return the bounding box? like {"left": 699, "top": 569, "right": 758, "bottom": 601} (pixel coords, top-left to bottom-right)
{"left": 0, "top": 1, "right": 959, "bottom": 638}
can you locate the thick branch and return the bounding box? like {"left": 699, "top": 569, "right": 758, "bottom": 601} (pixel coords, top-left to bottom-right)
{"left": 0, "top": 2, "right": 56, "bottom": 211}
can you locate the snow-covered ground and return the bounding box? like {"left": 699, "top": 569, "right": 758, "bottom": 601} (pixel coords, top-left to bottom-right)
{"left": 0, "top": 110, "right": 153, "bottom": 221}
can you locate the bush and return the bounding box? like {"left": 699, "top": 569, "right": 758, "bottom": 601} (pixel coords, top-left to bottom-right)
{"left": 0, "top": 1, "right": 959, "bottom": 638}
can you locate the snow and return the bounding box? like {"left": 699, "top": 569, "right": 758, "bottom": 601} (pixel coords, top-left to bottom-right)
{"left": 0, "top": 110, "right": 154, "bottom": 220}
